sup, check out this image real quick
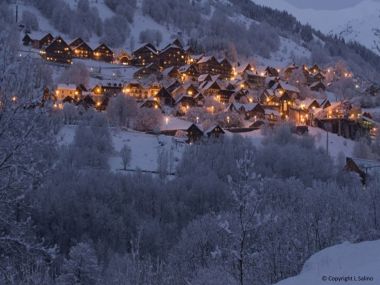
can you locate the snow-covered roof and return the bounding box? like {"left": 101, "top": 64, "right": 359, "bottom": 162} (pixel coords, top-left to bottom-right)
{"left": 278, "top": 81, "right": 300, "bottom": 93}
{"left": 160, "top": 117, "right": 193, "bottom": 131}
{"left": 57, "top": 84, "right": 77, "bottom": 90}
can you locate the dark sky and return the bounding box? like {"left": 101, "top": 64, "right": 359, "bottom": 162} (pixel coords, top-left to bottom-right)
{"left": 285, "top": 0, "right": 378, "bottom": 10}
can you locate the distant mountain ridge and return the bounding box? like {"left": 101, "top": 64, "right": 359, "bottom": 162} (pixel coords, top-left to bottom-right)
{"left": 251, "top": 0, "right": 380, "bottom": 56}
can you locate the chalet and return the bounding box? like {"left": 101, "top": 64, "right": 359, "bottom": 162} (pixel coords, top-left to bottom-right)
{"left": 172, "top": 83, "right": 199, "bottom": 97}
{"left": 228, "top": 102, "right": 265, "bottom": 120}
{"left": 133, "top": 63, "right": 161, "bottom": 79}
{"left": 219, "top": 89, "right": 235, "bottom": 104}
{"left": 115, "top": 50, "right": 131, "bottom": 65}
{"left": 162, "top": 67, "right": 180, "bottom": 79}
{"left": 69, "top": 38, "right": 85, "bottom": 49}
{"left": 39, "top": 33, "right": 54, "bottom": 48}
{"left": 72, "top": 42, "right": 93, "bottom": 59}
{"left": 265, "top": 66, "right": 279, "bottom": 77}
{"left": 205, "top": 125, "right": 225, "bottom": 138}
{"left": 148, "top": 82, "right": 161, "bottom": 97}
{"left": 175, "top": 95, "right": 196, "bottom": 114}
{"left": 316, "top": 98, "right": 331, "bottom": 109}
{"left": 131, "top": 43, "right": 158, "bottom": 66}
{"left": 243, "top": 71, "right": 265, "bottom": 88}
{"left": 344, "top": 157, "right": 380, "bottom": 184}
{"left": 78, "top": 95, "right": 95, "bottom": 109}
{"left": 264, "top": 108, "right": 281, "bottom": 122}
{"left": 236, "top": 63, "right": 255, "bottom": 74}
{"left": 140, "top": 98, "right": 161, "bottom": 110}
{"left": 155, "top": 87, "right": 175, "bottom": 106}
{"left": 194, "top": 93, "right": 205, "bottom": 105}
{"left": 41, "top": 36, "right": 72, "bottom": 64}
{"left": 218, "top": 58, "right": 233, "bottom": 80}
{"left": 284, "top": 64, "right": 298, "bottom": 79}
{"left": 24, "top": 32, "right": 54, "bottom": 49}
{"left": 159, "top": 42, "right": 187, "bottom": 68}
{"left": 196, "top": 56, "right": 221, "bottom": 76}
{"left": 201, "top": 80, "right": 222, "bottom": 96}
{"left": 310, "top": 81, "right": 326, "bottom": 92}
{"left": 123, "top": 82, "right": 145, "bottom": 99}
{"left": 260, "top": 89, "right": 277, "bottom": 106}
{"left": 275, "top": 81, "right": 300, "bottom": 99}
{"left": 198, "top": 74, "right": 213, "bottom": 83}
{"left": 91, "top": 84, "right": 104, "bottom": 96}
{"left": 55, "top": 84, "right": 81, "bottom": 101}
{"left": 102, "top": 82, "right": 123, "bottom": 95}
{"left": 187, "top": 124, "right": 204, "bottom": 143}
{"left": 93, "top": 43, "right": 114, "bottom": 62}
{"left": 310, "top": 64, "right": 322, "bottom": 74}
{"left": 22, "top": 33, "right": 35, "bottom": 47}
{"left": 178, "top": 64, "right": 198, "bottom": 79}
{"left": 165, "top": 80, "right": 182, "bottom": 93}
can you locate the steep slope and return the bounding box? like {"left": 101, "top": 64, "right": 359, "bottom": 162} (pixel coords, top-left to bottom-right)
{"left": 276, "top": 240, "right": 380, "bottom": 285}
{"left": 252, "top": 0, "right": 380, "bottom": 55}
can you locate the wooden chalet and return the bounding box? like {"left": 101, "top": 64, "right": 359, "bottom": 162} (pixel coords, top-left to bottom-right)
{"left": 172, "top": 83, "right": 199, "bottom": 97}
{"left": 39, "top": 33, "right": 54, "bottom": 48}
{"left": 41, "top": 36, "right": 72, "bottom": 64}
{"left": 219, "top": 89, "right": 235, "bottom": 104}
{"left": 284, "top": 64, "right": 298, "bottom": 79}
{"left": 205, "top": 125, "right": 225, "bottom": 138}
{"left": 78, "top": 95, "right": 95, "bottom": 109}
{"left": 55, "top": 84, "right": 82, "bottom": 101}
{"left": 201, "top": 80, "right": 222, "bottom": 96}
{"left": 196, "top": 56, "right": 221, "bottom": 76}
{"left": 155, "top": 87, "right": 175, "bottom": 106}
{"left": 265, "top": 66, "right": 279, "bottom": 77}
{"left": 178, "top": 64, "right": 198, "bottom": 79}
{"left": 133, "top": 63, "right": 161, "bottom": 79}
{"left": 131, "top": 43, "right": 158, "bottom": 66}
{"left": 123, "top": 82, "right": 145, "bottom": 99}
{"left": 218, "top": 58, "right": 233, "bottom": 80}
{"left": 243, "top": 71, "right": 266, "bottom": 88}
{"left": 70, "top": 38, "right": 93, "bottom": 59}
{"left": 162, "top": 66, "right": 180, "bottom": 79}
{"left": 198, "top": 74, "right": 213, "bottom": 83}
{"left": 187, "top": 124, "right": 204, "bottom": 143}
{"left": 159, "top": 41, "right": 187, "bottom": 68}
{"left": 140, "top": 98, "right": 161, "bottom": 110}
{"left": 102, "top": 82, "right": 123, "bottom": 95}
{"left": 194, "top": 93, "right": 205, "bottom": 105}
{"left": 165, "top": 80, "right": 182, "bottom": 93}
{"left": 93, "top": 43, "right": 114, "bottom": 62}
{"left": 310, "top": 81, "right": 326, "bottom": 92}
{"left": 228, "top": 102, "right": 265, "bottom": 120}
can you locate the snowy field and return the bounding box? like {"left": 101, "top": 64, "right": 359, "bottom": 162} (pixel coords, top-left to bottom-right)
{"left": 276, "top": 240, "right": 380, "bottom": 285}
{"left": 57, "top": 123, "right": 355, "bottom": 176}
{"left": 57, "top": 125, "right": 186, "bottom": 174}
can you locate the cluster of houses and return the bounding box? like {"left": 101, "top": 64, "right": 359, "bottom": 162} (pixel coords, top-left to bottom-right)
{"left": 22, "top": 31, "right": 375, "bottom": 140}
{"left": 46, "top": 53, "right": 378, "bottom": 141}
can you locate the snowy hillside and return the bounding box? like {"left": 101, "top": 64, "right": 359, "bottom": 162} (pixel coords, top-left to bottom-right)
{"left": 276, "top": 240, "right": 380, "bottom": 285}
{"left": 252, "top": 0, "right": 380, "bottom": 55}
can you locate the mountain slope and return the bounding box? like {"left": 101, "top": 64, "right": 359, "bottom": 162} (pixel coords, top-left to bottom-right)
{"left": 252, "top": 0, "right": 380, "bottom": 55}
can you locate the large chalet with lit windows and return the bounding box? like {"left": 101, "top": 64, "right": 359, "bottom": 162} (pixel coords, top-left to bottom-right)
{"left": 131, "top": 43, "right": 158, "bottom": 66}
{"left": 93, "top": 44, "right": 114, "bottom": 62}
{"left": 158, "top": 40, "right": 188, "bottom": 68}
{"left": 70, "top": 38, "right": 93, "bottom": 59}
{"left": 41, "top": 36, "right": 72, "bottom": 64}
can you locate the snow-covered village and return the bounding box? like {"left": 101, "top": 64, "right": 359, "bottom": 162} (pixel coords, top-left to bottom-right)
{"left": 1, "top": 0, "right": 380, "bottom": 284}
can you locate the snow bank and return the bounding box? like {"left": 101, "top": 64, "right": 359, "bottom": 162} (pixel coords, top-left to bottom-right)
{"left": 276, "top": 240, "right": 380, "bottom": 285}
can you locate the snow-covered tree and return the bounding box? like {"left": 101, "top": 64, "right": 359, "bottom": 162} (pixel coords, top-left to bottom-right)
{"left": 120, "top": 144, "right": 131, "bottom": 170}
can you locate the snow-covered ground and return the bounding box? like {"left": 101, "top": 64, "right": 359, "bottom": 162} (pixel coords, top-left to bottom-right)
{"left": 276, "top": 239, "right": 380, "bottom": 285}
{"left": 251, "top": 0, "right": 380, "bottom": 55}
{"left": 57, "top": 125, "right": 186, "bottom": 173}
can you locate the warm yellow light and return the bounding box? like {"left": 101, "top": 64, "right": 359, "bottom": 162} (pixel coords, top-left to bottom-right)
{"left": 11, "top": 96, "right": 17, "bottom": 102}
{"left": 165, "top": 117, "right": 169, "bottom": 125}
{"left": 154, "top": 105, "right": 158, "bottom": 109}
{"left": 96, "top": 102, "right": 101, "bottom": 107}
{"left": 249, "top": 98, "right": 253, "bottom": 103}
{"left": 188, "top": 90, "right": 193, "bottom": 96}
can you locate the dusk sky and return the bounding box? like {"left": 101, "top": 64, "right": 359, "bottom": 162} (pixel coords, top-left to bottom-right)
{"left": 285, "top": 0, "right": 379, "bottom": 10}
